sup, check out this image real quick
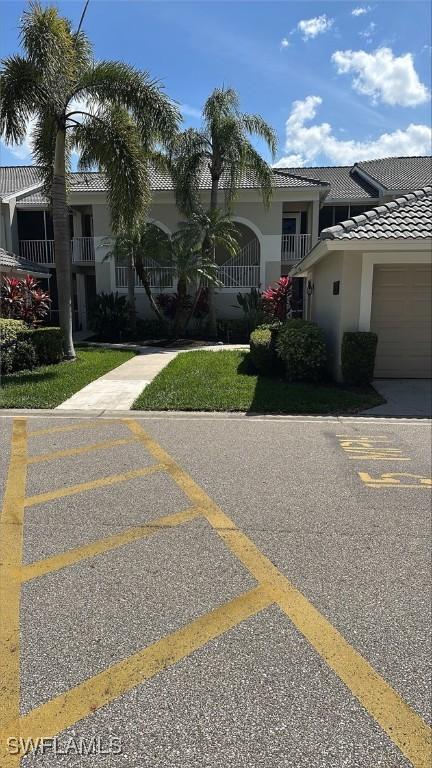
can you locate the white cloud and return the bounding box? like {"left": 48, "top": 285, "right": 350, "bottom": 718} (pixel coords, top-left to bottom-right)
{"left": 359, "top": 22, "right": 376, "bottom": 41}
{"left": 180, "top": 103, "right": 202, "bottom": 120}
{"left": 332, "top": 47, "right": 430, "bottom": 106}
{"left": 297, "top": 15, "right": 334, "bottom": 41}
{"left": 280, "top": 37, "right": 290, "bottom": 49}
{"left": 273, "top": 95, "right": 432, "bottom": 167}
{"left": 352, "top": 6, "right": 371, "bottom": 16}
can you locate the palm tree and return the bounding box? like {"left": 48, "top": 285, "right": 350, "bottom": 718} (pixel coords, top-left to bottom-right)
{"left": 0, "top": 2, "right": 179, "bottom": 358}
{"left": 169, "top": 87, "right": 277, "bottom": 336}
{"left": 103, "top": 224, "right": 167, "bottom": 326}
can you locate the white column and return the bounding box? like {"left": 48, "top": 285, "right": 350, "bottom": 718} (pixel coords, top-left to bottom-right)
{"left": 311, "top": 199, "right": 320, "bottom": 245}
{"left": 260, "top": 234, "right": 281, "bottom": 289}
{"left": 76, "top": 273, "right": 87, "bottom": 330}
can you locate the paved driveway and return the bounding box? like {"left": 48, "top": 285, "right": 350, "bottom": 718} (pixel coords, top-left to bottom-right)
{"left": 365, "top": 379, "right": 432, "bottom": 417}
{"left": 0, "top": 412, "right": 431, "bottom": 767}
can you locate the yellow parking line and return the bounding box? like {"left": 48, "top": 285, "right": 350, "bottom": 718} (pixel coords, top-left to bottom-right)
{"left": 0, "top": 419, "right": 27, "bottom": 768}
{"left": 4, "top": 586, "right": 272, "bottom": 753}
{"left": 28, "top": 420, "right": 116, "bottom": 437}
{"left": 127, "top": 420, "right": 431, "bottom": 768}
{"left": 27, "top": 437, "right": 138, "bottom": 464}
{"left": 24, "top": 464, "right": 164, "bottom": 508}
{"left": 21, "top": 507, "right": 201, "bottom": 582}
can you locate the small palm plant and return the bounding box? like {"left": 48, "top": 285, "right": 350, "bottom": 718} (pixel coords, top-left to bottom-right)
{"left": 169, "top": 87, "right": 277, "bottom": 336}
{"left": 0, "top": 1, "right": 179, "bottom": 357}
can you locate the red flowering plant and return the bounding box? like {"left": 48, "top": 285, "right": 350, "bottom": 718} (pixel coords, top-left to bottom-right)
{"left": 1, "top": 275, "right": 51, "bottom": 326}
{"left": 261, "top": 276, "right": 293, "bottom": 321}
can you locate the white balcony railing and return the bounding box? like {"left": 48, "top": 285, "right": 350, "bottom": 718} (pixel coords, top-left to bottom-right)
{"left": 281, "top": 234, "right": 312, "bottom": 263}
{"left": 218, "top": 265, "right": 260, "bottom": 288}
{"left": 19, "top": 238, "right": 95, "bottom": 265}
{"left": 115, "top": 265, "right": 174, "bottom": 289}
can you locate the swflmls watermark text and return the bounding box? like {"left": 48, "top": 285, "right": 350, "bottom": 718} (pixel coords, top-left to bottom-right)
{"left": 7, "top": 736, "right": 122, "bottom": 756}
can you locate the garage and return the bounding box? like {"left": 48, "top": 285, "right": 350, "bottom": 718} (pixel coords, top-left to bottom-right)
{"left": 370, "top": 263, "right": 432, "bottom": 378}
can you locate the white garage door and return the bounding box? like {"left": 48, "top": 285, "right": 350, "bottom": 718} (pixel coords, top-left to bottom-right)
{"left": 370, "top": 264, "right": 432, "bottom": 378}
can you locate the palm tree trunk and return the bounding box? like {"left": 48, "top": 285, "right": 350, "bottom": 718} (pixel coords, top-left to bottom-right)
{"left": 206, "top": 176, "right": 219, "bottom": 338}
{"left": 134, "top": 261, "right": 165, "bottom": 324}
{"left": 52, "top": 129, "right": 75, "bottom": 359}
{"left": 126, "top": 251, "right": 136, "bottom": 336}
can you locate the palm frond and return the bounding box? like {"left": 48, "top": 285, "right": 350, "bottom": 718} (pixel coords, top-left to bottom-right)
{"left": 240, "top": 113, "right": 277, "bottom": 158}
{"left": 72, "top": 105, "right": 150, "bottom": 233}
{"left": 73, "top": 61, "right": 180, "bottom": 145}
{"left": 239, "top": 141, "right": 274, "bottom": 208}
{"left": 0, "top": 55, "right": 41, "bottom": 143}
{"left": 31, "top": 109, "right": 58, "bottom": 195}
{"left": 169, "top": 128, "right": 210, "bottom": 215}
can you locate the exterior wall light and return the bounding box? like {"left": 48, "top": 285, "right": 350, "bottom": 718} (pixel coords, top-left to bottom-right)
{"left": 306, "top": 280, "right": 314, "bottom": 296}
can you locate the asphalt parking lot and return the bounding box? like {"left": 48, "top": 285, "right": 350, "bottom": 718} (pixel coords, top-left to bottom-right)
{"left": 0, "top": 412, "right": 431, "bottom": 768}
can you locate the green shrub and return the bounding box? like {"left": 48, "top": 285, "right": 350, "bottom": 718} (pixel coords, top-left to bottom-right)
{"left": 135, "top": 317, "right": 167, "bottom": 340}
{"left": 0, "top": 320, "right": 63, "bottom": 373}
{"left": 250, "top": 328, "right": 273, "bottom": 372}
{"left": 1, "top": 319, "right": 25, "bottom": 374}
{"left": 341, "top": 331, "right": 378, "bottom": 385}
{"left": 12, "top": 340, "right": 37, "bottom": 372}
{"left": 249, "top": 321, "right": 283, "bottom": 373}
{"left": 24, "top": 327, "right": 64, "bottom": 364}
{"left": 88, "top": 292, "right": 129, "bottom": 341}
{"left": 217, "top": 318, "right": 249, "bottom": 343}
{"left": 276, "top": 320, "right": 327, "bottom": 382}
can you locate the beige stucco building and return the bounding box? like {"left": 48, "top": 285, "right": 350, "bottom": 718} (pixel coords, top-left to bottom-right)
{"left": 292, "top": 188, "right": 432, "bottom": 380}
{"left": 1, "top": 156, "right": 431, "bottom": 366}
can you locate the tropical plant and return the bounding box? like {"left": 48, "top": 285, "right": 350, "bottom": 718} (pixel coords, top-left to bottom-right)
{"left": 235, "top": 287, "right": 264, "bottom": 335}
{"left": 102, "top": 224, "right": 169, "bottom": 327}
{"left": 0, "top": 275, "right": 51, "bottom": 325}
{"left": 88, "top": 291, "right": 129, "bottom": 341}
{"left": 169, "top": 86, "right": 277, "bottom": 336}
{"left": 0, "top": 1, "right": 179, "bottom": 358}
{"left": 262, "top": 276, "right": 293, "bottom": 321}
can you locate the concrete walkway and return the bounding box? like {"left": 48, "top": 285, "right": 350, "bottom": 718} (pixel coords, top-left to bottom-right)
{"left": 56, "top": 344, "right": 248, "bottom": 411}
{"left": 364, "top": 379, "right": 432, "bottom": 417}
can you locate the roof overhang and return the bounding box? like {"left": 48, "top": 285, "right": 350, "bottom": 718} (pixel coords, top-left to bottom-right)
{"left": 290, "top": 237, "right": 432, "bottom": 276}
{"left": 1, "top": 182, "right": 44, "bottom": 203}
{"left": 0, "top": 264, "right": 51, "bottom": 279}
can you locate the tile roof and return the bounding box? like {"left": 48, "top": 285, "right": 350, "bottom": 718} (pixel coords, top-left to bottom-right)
{"left": 0, "top": 246, "right": 51, "bottom": 275}
{"left": 320, "top": 187, "right": 432, "bottom": 240}
{"left": 0, "top": 166, "right": 42, "bottom": 199}
{"left": 274, "top": 165, "right": 379, "bottom": 201}
{"left": 2, "top": 165, "right": 326, "bottom": 202}
{"left": 355, "top": 156, "right": 432, "bottom": 192}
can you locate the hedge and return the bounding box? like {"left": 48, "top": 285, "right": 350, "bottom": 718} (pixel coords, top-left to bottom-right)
{"left": 341, "top": 331, "right": 378, "bottom": 385}
{"left": 249, "top": 321, "right": 283, "bottom": 373}
{"left": 0, "top": 321, "right": 63, "bottom": 374}
{"left": 276, "top": 320, "right": 327, "bottom": 382}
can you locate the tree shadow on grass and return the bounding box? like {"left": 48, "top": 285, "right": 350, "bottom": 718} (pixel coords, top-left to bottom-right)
{"left": 4, "top": 368, "right": 58, "bottom": 384}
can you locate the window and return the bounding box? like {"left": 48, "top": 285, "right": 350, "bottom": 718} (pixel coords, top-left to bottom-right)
{"left": 318, "top": 206, "right": 333, "bottom": 231}
{"left": 282, "top": 216, "right": 298, "bottom": 235}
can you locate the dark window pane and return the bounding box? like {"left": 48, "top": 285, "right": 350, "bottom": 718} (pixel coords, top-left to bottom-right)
{"left": 319, "top": 206, "right": 333, "bottom": 232}
{"left": 17, "top": 210, "right": 45, "bottom": 240}
{"left": 300, "top": 211, "right": 308, "bottom": 234}
{"left": 45, "top": 211, "right": 54, "bottom": 239}
{"left": 333, "top": 206, "right": 349, "bottom": 224}
{"left": 282, "top": 217, "right": 298, "bottom": 235}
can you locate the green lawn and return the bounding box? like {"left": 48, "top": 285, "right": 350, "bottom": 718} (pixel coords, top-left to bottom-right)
{"left": 133, "top": 350, "right": 383, "bottom": 414}
{"left": 0, "top": 347, "right": 135, "bottom": 409}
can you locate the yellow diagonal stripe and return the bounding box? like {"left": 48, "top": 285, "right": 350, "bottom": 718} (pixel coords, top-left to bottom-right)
{"left": 28, "top": 420, "right": 116, "bottom": 437}
{"left": 126, "top": 419, "right": 431, "bottom": 768}
{"left": 0, "top": 418, "right": 27, "bottom": 768}
{"left": 2, "top": 586, "right": 271, "bottom": 754}
{"left": 27, "top": 437, "right": 138, "bottom": 464}
{"left": 24, "top": 464, "right": 164, "bottom": 508}
{"left": 21, "top": 507, "right": 201, "bottom": 582}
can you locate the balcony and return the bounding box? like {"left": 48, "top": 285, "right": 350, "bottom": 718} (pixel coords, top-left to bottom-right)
{"left": 281, "top": 234, "right": 312, "bottom": 268}
{"left": 19, "top": 237, "right": 95, "bottom": 265}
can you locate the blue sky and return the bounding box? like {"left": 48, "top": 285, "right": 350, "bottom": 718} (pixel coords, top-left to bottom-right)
{"left": 1, "top": 0, "right": 431, "bottom": 168}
